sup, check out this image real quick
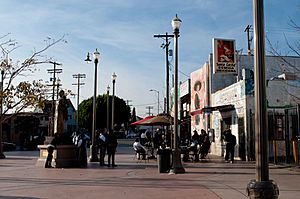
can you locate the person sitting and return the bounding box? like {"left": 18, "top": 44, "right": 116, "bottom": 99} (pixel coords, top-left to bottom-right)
{"left": 140, "top": 131, "right": 147, "bottom": 145}
{"left": 133, "top": 138, "right": 147, "bottom": 160}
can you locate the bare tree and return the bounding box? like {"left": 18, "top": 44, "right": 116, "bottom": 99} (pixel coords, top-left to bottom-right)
{"left": 267, "top": 17, "right": 300, "bottom": 72}
{"left": 266, "top": 17, "right": 300, "bottom": 102}
{"left": 0, "top": 33, "right": 67, "bottom": 122}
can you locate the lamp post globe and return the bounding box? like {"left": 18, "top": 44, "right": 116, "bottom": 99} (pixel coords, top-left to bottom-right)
{"left": 171, "top": 14, "right": 182, "bottom": 31}
{"left": 170, "top": 14, "right": 185, "bottom": 174}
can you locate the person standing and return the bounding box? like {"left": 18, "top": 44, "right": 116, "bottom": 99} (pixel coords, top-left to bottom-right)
{"left": 199, "top": 129, "right": 211, "bottom": 159}
{"left": 98, "top": 129, "right": 108, "bottom": 166}
{"left": 223, "top": 129, "right": 236, "bottom": 163}
{"left": 78, "top": 132, "right": 88, "bottom": 168}
{"left": 191, "top": 130, "right": 200, "bottom": 161}
{"left": 45, "top": 133, "right": 61, "bottom": 168}
{"left": 106, "top": 130, "right": 118, "bottom": 167}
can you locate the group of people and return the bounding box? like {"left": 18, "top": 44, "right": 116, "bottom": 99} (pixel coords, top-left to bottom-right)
{"left": 45, "top": 127, "right": 237, "bottom": 168}
{"left": 190, "top": 129, "right": 211, "bottom": 161}
{"left": 45, "top": 128, "right": 118, "bottom": 168}
{"left": 189, "top": 128, "right": 237, "bottom": 163}
{"left": 97, "top": 129, "right": 118, "bottom": 167}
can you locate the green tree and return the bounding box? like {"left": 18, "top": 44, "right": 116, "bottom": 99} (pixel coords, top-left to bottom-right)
{"left": 78, "top": 94, "right": 131, "bottom": 132}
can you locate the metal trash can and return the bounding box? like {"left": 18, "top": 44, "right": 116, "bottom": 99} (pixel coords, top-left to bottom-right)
{"left": 157, "top": 148, "right": 171, "bottom": 173}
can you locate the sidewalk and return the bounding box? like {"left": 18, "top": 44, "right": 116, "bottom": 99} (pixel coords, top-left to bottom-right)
{"left": 0, "top": 146, "right": 300, "bottom": 199}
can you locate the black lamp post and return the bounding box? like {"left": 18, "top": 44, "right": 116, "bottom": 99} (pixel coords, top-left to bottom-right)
{"left": 169, "top": 14, "right": 185, "bottom": 174}
{"left": 246, "top": 1, "right": 279, "bottom": 198}
{"left": 85, "top": 49, "right": 100, "bottom": 162}
{"left": 111, "top": 72, "right": 117, "bottom": 131}
{"left": 107, "top": 85, "right": 110, "bottom": 131}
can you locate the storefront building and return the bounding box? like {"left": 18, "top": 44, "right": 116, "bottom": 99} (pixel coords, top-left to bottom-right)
{"left": 188, "top": 53, "right": 300, "bottom": 163}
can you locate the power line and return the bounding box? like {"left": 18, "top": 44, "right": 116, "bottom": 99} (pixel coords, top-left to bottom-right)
{"left": 72, "top": 73, "right": 86, "bottom": 130}
{"left": 47, "top": 61, "right": 62, "bottom": 137}
{"left": 146, "top": 106, "right": 153, "bottom": 116}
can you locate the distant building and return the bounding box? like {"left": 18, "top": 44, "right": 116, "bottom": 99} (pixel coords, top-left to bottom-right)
{"left": 2, "top": 99, "right": 76, "bottom": 149}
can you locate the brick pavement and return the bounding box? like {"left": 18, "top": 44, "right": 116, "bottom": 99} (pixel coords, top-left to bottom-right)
{"left": 0, "top": 146, "right": 300, "bottom": 199}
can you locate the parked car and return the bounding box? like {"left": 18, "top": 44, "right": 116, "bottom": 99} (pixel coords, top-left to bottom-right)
{"left": 2, "top": 142, "right": 16, "bottom": 151}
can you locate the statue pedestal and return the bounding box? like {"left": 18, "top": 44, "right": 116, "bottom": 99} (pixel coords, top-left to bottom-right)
{"left": 37, "top": 145, "right": 80, "bottom": 168}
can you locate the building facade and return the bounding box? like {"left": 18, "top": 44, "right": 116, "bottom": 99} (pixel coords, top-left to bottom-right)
{"left": 187, "top": 54, "right": 300, "bottom": 163}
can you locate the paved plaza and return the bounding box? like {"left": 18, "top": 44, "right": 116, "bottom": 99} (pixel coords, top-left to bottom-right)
{"left": 1, "top": 144, "right": 300, "bottom": 199}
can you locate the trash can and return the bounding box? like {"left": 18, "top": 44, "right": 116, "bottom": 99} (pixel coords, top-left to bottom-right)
{"left": 157, "top": 148, "right": 171, "bottom": 173}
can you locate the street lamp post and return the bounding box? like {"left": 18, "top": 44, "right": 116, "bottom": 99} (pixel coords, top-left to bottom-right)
{"left": 107, "top": 85, "right": 110, "bottom": 131}
{"left": 85, "top": 49, "right": 100, "bottom": 162}
{"left": 170, "top": 14, "right": 185, "bottom": 174}
{"left": 246, "top": 1, "right": 279, "bottom": 198}
{"left": 149, "top": 89, "right": 159, "bottom": 115}
{"left": 111, "top": 72, "right": 117, "bottom": 131}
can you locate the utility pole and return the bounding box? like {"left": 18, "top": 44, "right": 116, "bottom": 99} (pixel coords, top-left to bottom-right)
{"left": 47, "top": 61, "right": 62, "bottom": 137}
{"left": 146, "top": 106, "right": 153, "bottom": 116}
{"left": 126, "top": 100, "right": 133, "bottom": 114}
{"left": 244, "top": 25, "right": 253, "bottom": 55}
{"left": 56, "top": 78, "right": 62, "bottom": 99}
{"left": 154, "top": 33, "right": 173, "bottom": 114}
{"left": 72, "top": 73, "right": 86, "bottom": 131}
{"left": 126, "top": 100, "right": 132, "bottom": 107}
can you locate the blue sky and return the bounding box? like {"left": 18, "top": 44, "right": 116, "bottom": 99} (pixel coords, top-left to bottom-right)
{"left": 0, "top": 0, "right": 299, "bottom": 117}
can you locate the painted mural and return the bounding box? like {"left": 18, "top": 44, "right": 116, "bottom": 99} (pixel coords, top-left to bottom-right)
{"left": 190, "top": 63, "right": 208, "bottom": 132}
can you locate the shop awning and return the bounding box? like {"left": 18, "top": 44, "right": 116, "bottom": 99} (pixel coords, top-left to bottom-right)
{"left": 202, "top": 104, "right": 235, "bottom": 113}
{"left": 190, "top": 104, "right": 234, "bottom": 116}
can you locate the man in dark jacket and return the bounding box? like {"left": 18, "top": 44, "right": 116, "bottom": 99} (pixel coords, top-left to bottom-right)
{"left": 223, "top": 129, "right": 236, "bottom": 163}
{"left": 106, "top": 130, "right": 118, "bottom": 167}
{"left": 199, "top": 129, "right": 211, "bottom": 159}
{"left": 98, "top": 129, "right": 108, "bottom": 166}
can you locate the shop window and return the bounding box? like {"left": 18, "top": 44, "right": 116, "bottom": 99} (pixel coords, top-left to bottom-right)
{"left": 268, "top": 113, "right": 284, "bottom": 140}
{"left": 291, "top": 114, "right": 298, "bottom": 140}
